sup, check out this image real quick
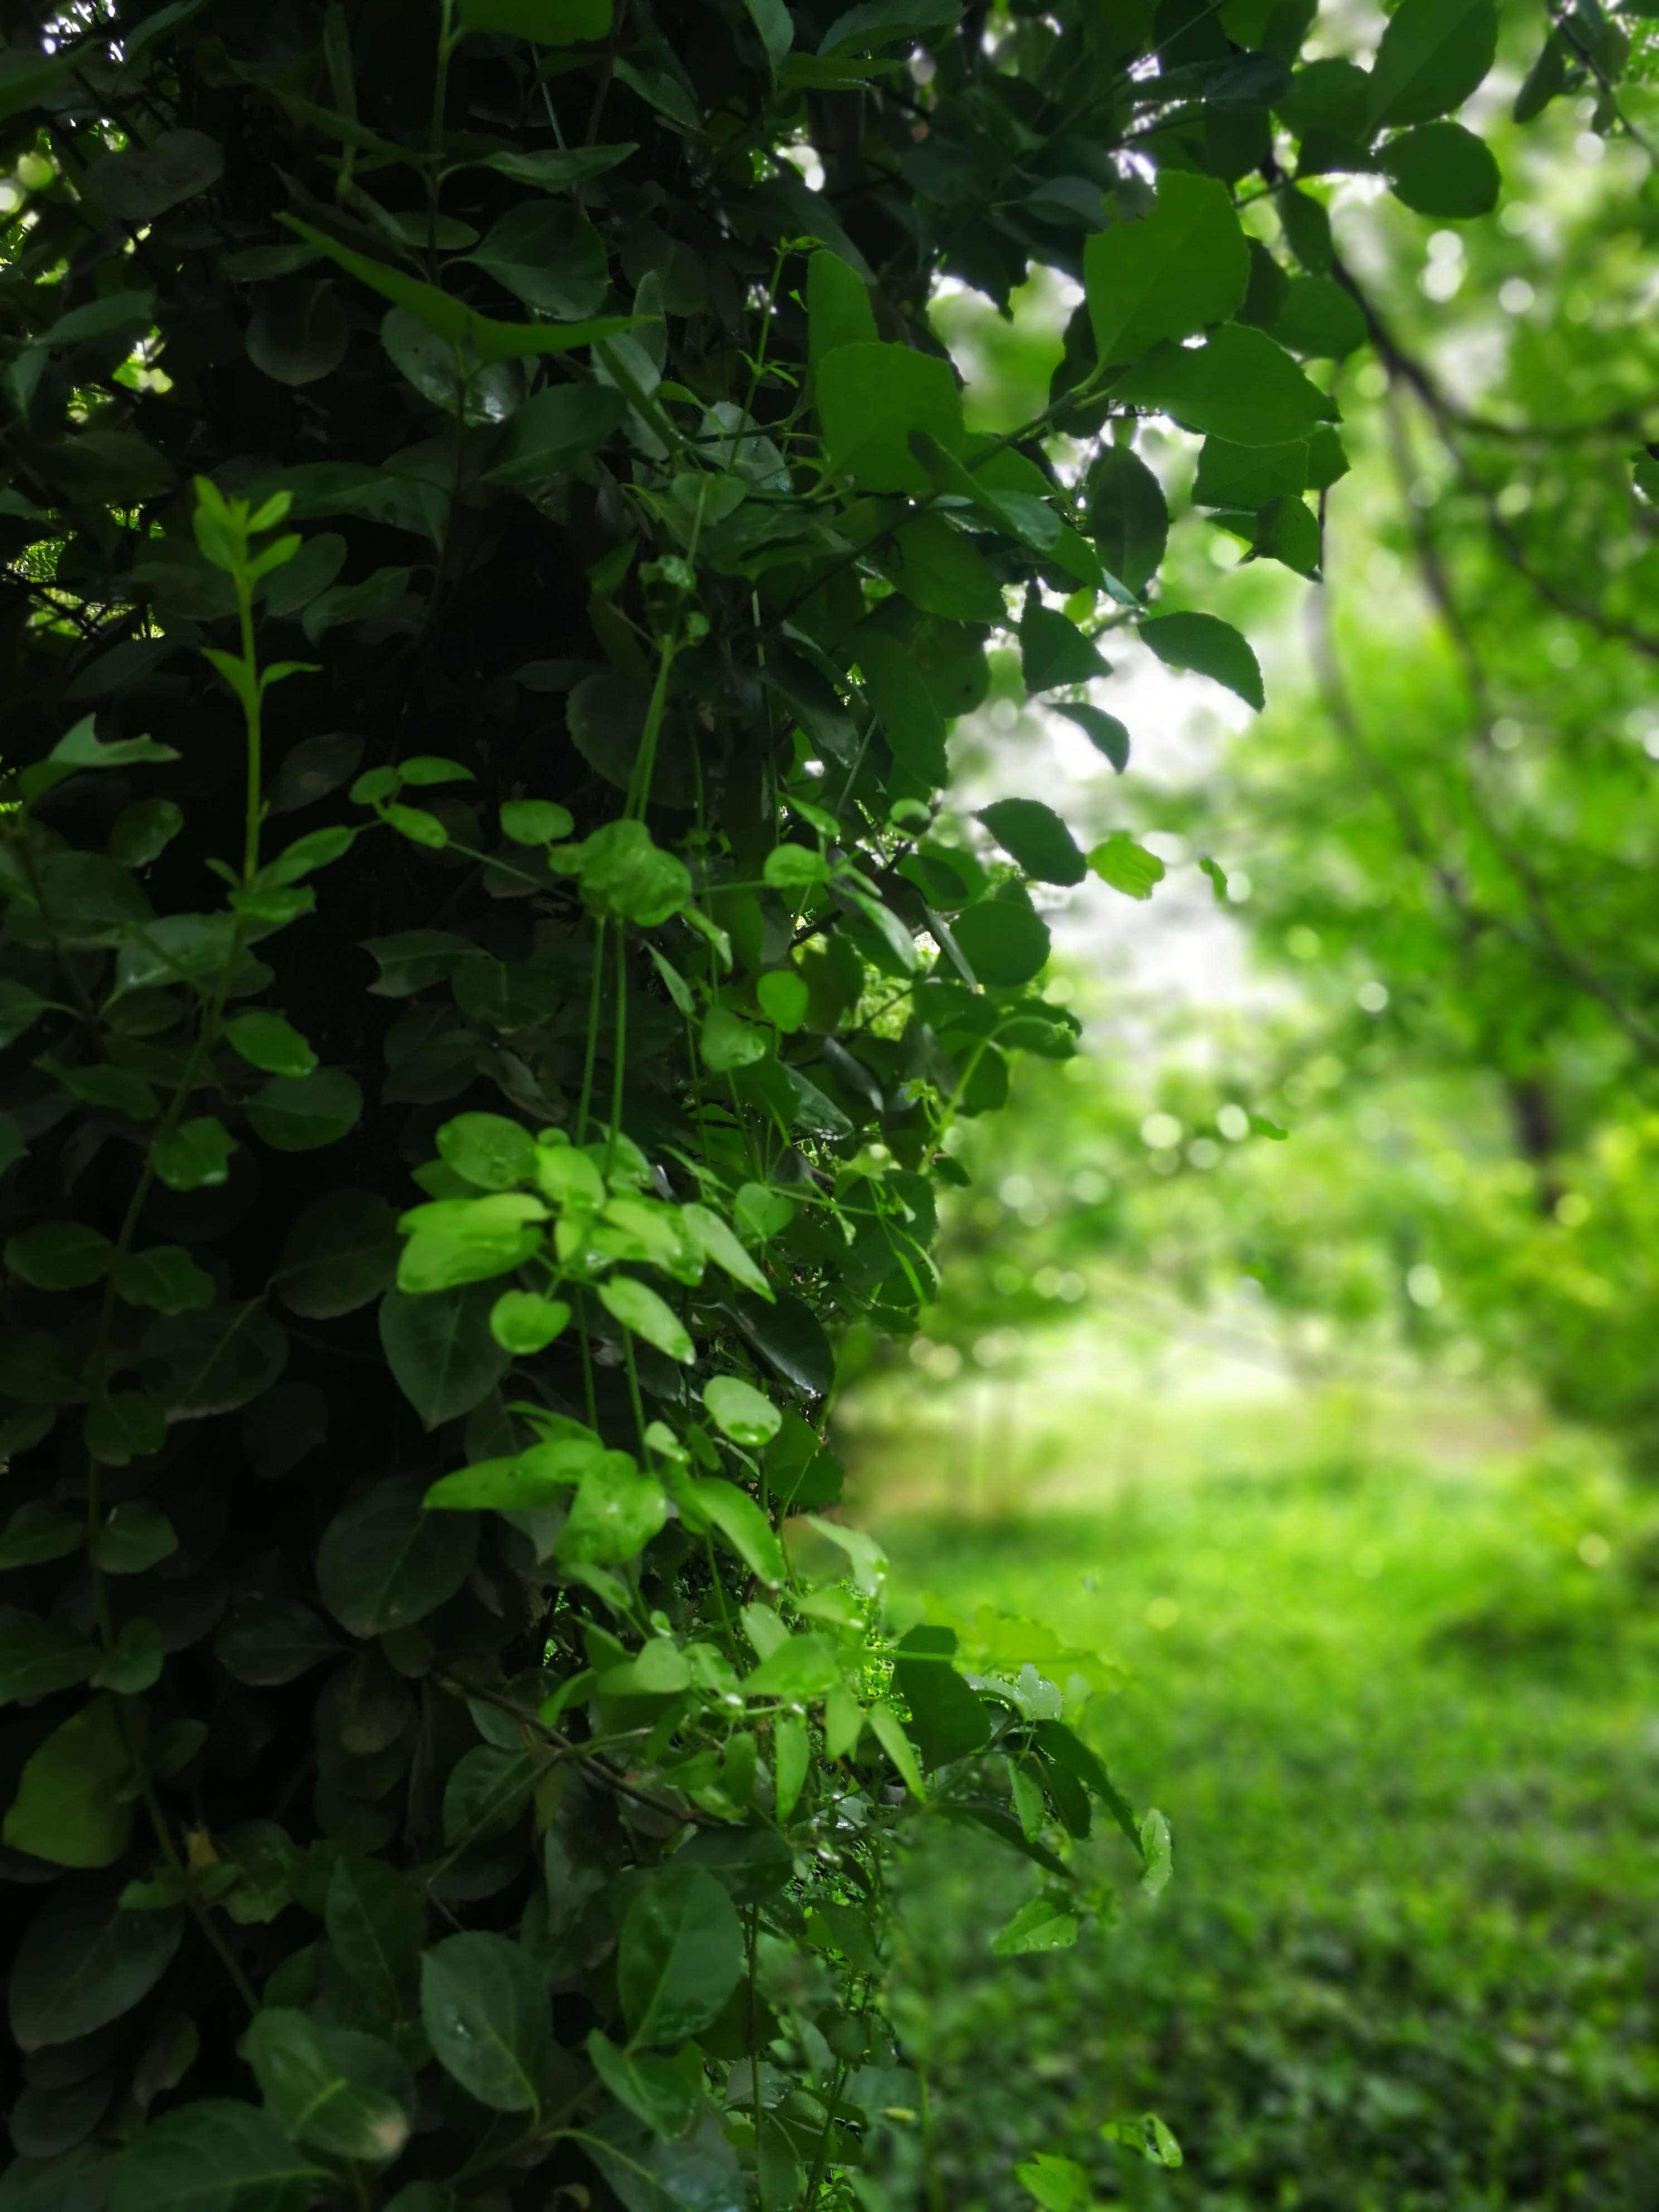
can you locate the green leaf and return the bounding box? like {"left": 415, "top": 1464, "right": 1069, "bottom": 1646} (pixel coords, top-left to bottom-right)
{"left": 990, "top": 1891, "right": 1080, "bottom": 1956}
{"left": 867, "top": 1701, "right": 926, "bottom": 1798}
{"left": 152, "top": 1118, "right": 235, "bottom": 1192}
{"left": 456, "top": 0, "right": 611, "bottom": 38}
{"left": 8, "top": 1891, "right": 184, "bottom": 2053}
{"left": 500, "top": 798, "right": 576, "bottom": 844}
{"left": 1053, "top": 703, "right": 1130, "bottom": 773}
{"left": 1367, "top": 0, "right": 1497, "bottom": 126}
{"left": 1141, "top": 610, "right": 1265, "bottom": 710}
{"left": 703, "top": 1374, "right": 782, "bottom": 1446}
{"left": 223, "top": 1010, "right": 318, "bottom": 1079}
{"left": 1251, "top": 494, "right": 1322, "bottom": 576}
{"left": 111, "top": 1245, "right": 215, "bottom": 1314}
{"left": 858, "top": 629, "right": 949, "bottom": 786}
{"left": 0, "top": 1502, "right": 84, "bottom": 1570}
{"left": 420, "top": 1932, "right": 553, "bottom": 2113}
{"left": 701, "top": 1006, "right": 767, "bottom": 1073}
{"left": 242, "top": 2010, "right": 410, "bottom": 2164}
{"left": 425, "top": 1435, "right": 600, "bottom": 1510}
{"left": 1270, "top": 275, "right": 1367, "bottom": 361}
{"left": 0, "top": 1607, "right": 100, "bottom": 1705}
{"left": 245, "top": 1068, "right": 362, "bottom": 1151}
{"left": 81, "top": 130, "right": 223, "bottom": 221}
{"left": 1084, "top": 172, "right": 1250, "bottom": 367}
{"left": 774, "top": 1714, "right": 809, "bottom": 1818}
{"left": 93, "top": 1615, "right": 163, "bottom": 1696}
{"left": 1102, "top": 2113, "right": 1183, "bottom": 2167}
{"left": 317, "top": 1473, "right": 479, "bottom": 1637}
{"left": 889, "top": 514, "right": 1006, "bottom": 623}
{"left": 326, "top": 1855, "right": 424, "bottom": 2017}
{"left": 3, "top": 1698, "right": 138, "bottom": 1869}
{"left": 140, "top": 1304, "right": 288, "bottom": 1419}
{"left": 1019, "top": 603, "right": 1111, "bottom": 695}
{"left": 619, "top": 1865, "right": 745, "bottom": 2050}
{"left": 682, "top": 1205, "right": 773, "bottom": 1298}
{"left": 891, "top": 1626, "right": 991, "bottom": 1765}
{"left": 1192, "top": 435, "right": 1308, "bottom": 507}
{"left": 91, "top": 1501, "right": 177, "bottom": 1575}
{"left": 275, "top": 1191, "right": 400, "bottom": 1317}
{"left": 465, "top": 201, "right": 609, "bottom": 319}
{"left": 379, "top": 1285, "right": 513, "bottom": 1427}
{"left": 588, "top": 2029, "right": 705, "bottom": 2141}
{"left": 743, "top": 1629, "right": 841, "bottom": 1697}
{"left": 487, "top": 384, "right": 628, "bottom": 483}
{"left": 1139, "top": 1806, "right": 1174, "bottom": 1894}
{"left": 758, "top": 970, "right": 810, "bottom": 1031}
{"left": 559, "top": 1453, "right": 669, "bottom": 1564}
{"left": 214, "top": 1597, "right": 340, "bottom": 1686}
{"left": 695, "top": 1478, "right": 787, "bottom": 1585}
{"left": 1382, "top": 120, "right": 1501, "bottom": 217}
{"left": 1086, "top": 447, "right": 1166, "bottom": 595}
{"left": 976, "top": 800, "right": 1086, "bottom": 887}
{"left": 109, "top": 2099, "right": 324, "bottom": 2212}
{"left": 570, "top": 819, "right": 692, "bottom": 925}
{"left": 950, "top": 898, "right": 1051, "bottom": 988}
{"left": 807, "top": 249, "right": 877, "bottom": 363}
{"left": 490, "top": 1289, "right": 572, "bottom": 1352}
{"left": 816, "top": 342, "right": 964, "bottom": 494}
{"left": 597, "top": 1275, "right": 695, "bottom": 1363}
{"left": 436, "top": 1111, "right": 538, "bottom": 1189}
{"left": 279, "top": 218, "right": 642, "bottom": 365}
{"left": 1117, "top": 326, "right": 1333, "bottom": 448}
{"left": 246, "top": 282, "right": 350, "bottom": 387}
{"left": 5, "top": 1221, "right": 113, "bottom": 1291}
{"left": 1015, "top": 2152, "right": 1092, "bottom": 2212}
{"left": 1087, "top": 833, "right": 1166, "bottom": 901}
{"left": 731, "top": 1289, "right": 834, "bottom": 1394}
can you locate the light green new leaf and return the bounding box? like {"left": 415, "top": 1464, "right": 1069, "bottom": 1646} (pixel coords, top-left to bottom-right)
{"left": 557, "top": 1453, "right": 668, "bottom": 1564}
{"left": 242, "top": 2009, "right": 410, "bottom": 2164}
{"left": 682, "top": 1204, "right": 773, "bottom": 1298}
{"left": 703, "top": 1374, "right": 782, "bottom": 1446}
{"left": 598, "top": 1274, "right": 695, "bottom": 1362}
{"left": 1088, "top": 833, "right": 1166, "bottom": 902}
{"left": 990, "top": 1891, "right": 1080, "bottom": 1956}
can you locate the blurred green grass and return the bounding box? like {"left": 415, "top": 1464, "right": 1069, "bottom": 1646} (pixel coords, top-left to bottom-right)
{"left": 845, "top": 1385, "right": 1659, "bottom": 2211}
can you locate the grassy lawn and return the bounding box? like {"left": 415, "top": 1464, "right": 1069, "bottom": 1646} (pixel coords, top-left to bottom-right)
{"left": 844, "top": 1382, "right": 1659, "bottom": 2211}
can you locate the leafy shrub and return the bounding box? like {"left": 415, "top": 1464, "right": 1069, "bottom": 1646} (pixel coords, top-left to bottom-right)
{"left": 0, "top": 0, "right": 1519, "bottom": 2205}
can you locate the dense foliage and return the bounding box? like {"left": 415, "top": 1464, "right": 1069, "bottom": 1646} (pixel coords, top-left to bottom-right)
{"left": 0, "top": 0, "right": 1549, "bottom": 2206}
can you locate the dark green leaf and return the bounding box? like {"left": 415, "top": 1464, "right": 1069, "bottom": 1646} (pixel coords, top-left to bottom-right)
{"left": 976, "top": 800, "right": 1086, "bottom": 887}
{"left": 141, "top": 1304, "right": 288, "bottom": 1418}
{"left": 891, "top": 1627, "right": 992, "bottom": 1766}
{"left": 858, "top": 629, "right": 949, "bottom": 785}
{"left": 242, "top": 2010, "right": 410, "bottom": 2164}
{"left": 619, "top": 1865, "right": 745, "bottom": 2049}
{"left": 1052, "top": 703, "right": 1131, "bottom": 773}
{"left": 0, "top": 1607, "right": 100, "bottom": 1706}
{"left": 9, "top": 1893, "right": 183, "bottom": 2054}
{"left": 1368, "top": 0, "right": 1497, "bottom": 125}
{"left": 326, "top": 1855, "right": 424, "bottom": 2017}
{"left": 1019, "top": 603, "right": 1111, "bottom": 695}
{"left": 889, "top": 514, "right": 1006, "bottom": 623}
{"left": 108, "top": 2099, "right": 323, "bottom": 2212}
{"left": 455, "top": 0, "right": 611, "bottom": 37}
{"left": 1192, "top": 436, "right": 1309, "bottom": 507}
{"left": 1086, "top": 448, "right": 1167, "bottom": 595}
{"left": 245, "top": 1068, "right": 363, "bottom": 1151}
{"left": 214, "top": 1599, "right": 342, "bottom": 1686}
{"left": 950, "top": 898, "right": 1051, "bottom": 988}
{"left": 81, "top": 130, "right": 222, "bottom": 221}
{"left": 1251, "top": 494, "right": 1322, "bottom": 575}
{"left": 276, "top": 1192, "right": 400, "bottom": 1317}
{"left": 807, "top": 248, "right": 877, "bottom": 362}
{"left": 379, "top": 1285, "right": 513, "bottom": 1428}
{"left": 246, "top": 282, "right": 350, "bottom": 386}
{"left": 316, "top": 1473, "right": 479, "bottom": 1637}
{"left": 1140, "top": 611, "right": 1265, "bottom": 709}
{"left": 5, "top": 1221, "right": 113, "bottom": 1291}
{"left": 466, "top": 202, "right": 608, "bottom": 319}
{"left": 730, "top": 1290, "right": 835, "bottom": 1395}
{"left": 1382, "top": 120, "right": 1501, "bottom": 216}
{"left": 420, "top": 1932, "right": 552, "bottom": 2112}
